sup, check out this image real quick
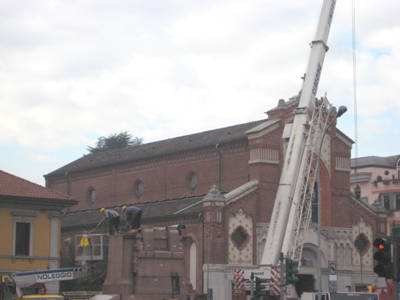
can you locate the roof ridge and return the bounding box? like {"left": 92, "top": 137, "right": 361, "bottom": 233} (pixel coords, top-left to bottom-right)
{"left": 352, "top": 154, "right": 400, "bottom": 160}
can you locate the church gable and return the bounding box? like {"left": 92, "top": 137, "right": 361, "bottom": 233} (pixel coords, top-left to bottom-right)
{"left": 246, "top": 119, "right": 282, "bottom": 166}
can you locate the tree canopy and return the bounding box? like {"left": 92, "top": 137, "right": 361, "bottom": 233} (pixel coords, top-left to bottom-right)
{"left": 88, "top": 131, "right": 142, "bottom": 153}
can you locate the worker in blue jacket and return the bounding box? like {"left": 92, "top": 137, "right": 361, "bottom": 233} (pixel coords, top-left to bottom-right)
{"left": 122, "top": 205, "right": 142, "bottom": 231}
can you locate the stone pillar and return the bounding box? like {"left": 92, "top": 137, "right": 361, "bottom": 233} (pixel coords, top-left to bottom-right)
{"left": 47, "top": 212, "right": 60, "bottom": 294}
{"left": 203, "top": 185, "right": 225, "bottom": 264}
{"left": 203, "top": 185, "right": 227, "bottom": 298}
{"left": 103, "top": 234, "right": 136, "bottom": 298}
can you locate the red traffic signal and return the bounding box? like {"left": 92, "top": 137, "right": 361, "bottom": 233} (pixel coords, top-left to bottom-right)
{"left": 373, "top": 236, "right": 392, "bottom": 278}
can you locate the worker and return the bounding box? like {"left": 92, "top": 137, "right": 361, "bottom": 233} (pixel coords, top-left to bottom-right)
{"left": 100, "top": 207, "right": 120, "bottom": 235}
{"left": 122, "top": 205, "right": 142, "bottom": 231}
{"left": 38, "top": 285, "right": 46, "bottom": 294}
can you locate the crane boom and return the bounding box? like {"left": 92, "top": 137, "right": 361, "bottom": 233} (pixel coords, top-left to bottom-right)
{"left": 261, "top": 0, "right": 336, "bottom": 266}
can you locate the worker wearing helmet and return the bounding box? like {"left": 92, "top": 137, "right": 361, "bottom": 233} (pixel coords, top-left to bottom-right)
{"left": 122, "top": 205, "right": 142, "bottom": 231}
{"left": 100, "top": 207, "right": 120, "bottom": 235}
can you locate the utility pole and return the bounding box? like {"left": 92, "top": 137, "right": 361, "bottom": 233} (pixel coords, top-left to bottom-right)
{"left": 250, "top": 272, "right": 255, "bottom": 300}
{"left": 392, "top": 224, "right": 400, "bottom": 300}
{"left": 280, "top": 252, "right": 285, "bottom": 300}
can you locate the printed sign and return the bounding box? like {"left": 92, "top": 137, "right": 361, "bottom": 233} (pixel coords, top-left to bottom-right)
{"left": 36, "top": 271, "right": 74, "bottom": 282}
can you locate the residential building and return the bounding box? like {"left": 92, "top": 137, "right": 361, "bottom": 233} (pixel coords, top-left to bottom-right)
{"left": 351, "top": 155, "right": 400, "bottom": 232}
{"left": 0, "top": 170, "right": 77, "bottom": 294}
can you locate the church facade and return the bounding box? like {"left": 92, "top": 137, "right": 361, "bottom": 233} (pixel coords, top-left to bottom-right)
{"left": 46, "top": 97, "right": 386, "bottom": 299}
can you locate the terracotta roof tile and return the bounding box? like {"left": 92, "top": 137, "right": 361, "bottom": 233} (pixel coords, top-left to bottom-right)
{"left": 46, "top": 119, "right": 267, "bottom": 177}
{"left": 351, "top": 155, "right": 400, "bottom": 169}
{"left": 0, "top": 170, "right": 71, "bottom": 200}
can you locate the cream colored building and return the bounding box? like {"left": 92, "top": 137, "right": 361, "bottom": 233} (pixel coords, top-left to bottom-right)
{"left": 0, "top": 170, "right": 76, "bottom": 294}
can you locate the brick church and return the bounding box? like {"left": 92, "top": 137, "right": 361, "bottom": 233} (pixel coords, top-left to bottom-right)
{"left": 45, "top": 96, "right": 386, "bottom": 299}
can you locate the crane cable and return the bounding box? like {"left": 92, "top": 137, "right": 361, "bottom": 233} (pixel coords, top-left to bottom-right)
{"left": 352, "top": 0, "right": 364, "bottom": 280}
{"left": 352, "top": 0, "right": 359, "bottom": 165}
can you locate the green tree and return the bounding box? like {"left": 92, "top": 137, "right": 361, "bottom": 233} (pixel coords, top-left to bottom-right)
{"left": 88, "top": 131, "right": 142, "bottom": 153}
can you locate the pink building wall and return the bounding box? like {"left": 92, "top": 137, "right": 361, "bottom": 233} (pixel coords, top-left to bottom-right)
{"left": 350, "top": 155, "right": 400, "bottom": 234}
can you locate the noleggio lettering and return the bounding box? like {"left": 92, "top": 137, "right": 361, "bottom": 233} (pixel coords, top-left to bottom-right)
{"left": 36, "top": 272, "right": 73, "bottom": 282}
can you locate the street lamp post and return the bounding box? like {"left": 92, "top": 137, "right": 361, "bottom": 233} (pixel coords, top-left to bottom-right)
{"left": 317, "top": 105, "right": 347, "bottom": 300}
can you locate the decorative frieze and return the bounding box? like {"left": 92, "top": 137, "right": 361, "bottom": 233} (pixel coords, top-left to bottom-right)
{"left": 352, "top": 218, "right": 373, "bottom": 269}
{"left": 249, "top": 148, "right": 279, "bottom": 165}
{"left": 336, "top": 156, "right": 351, "bottom": 172}
{"left": 228, "top": 209, "right": 253, "bottom": 265}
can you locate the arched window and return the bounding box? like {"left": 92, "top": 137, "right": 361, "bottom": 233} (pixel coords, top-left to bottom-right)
{"left": 311, "top": 183, "right": 318, "bottom": 223}
{"left": 189, "top": 242, "right": 197, "bottom": 290}
{"left": 187, "top": 172, "right": 198, "bottom": 191}
{"left": 344, "top": 243, "right": 352, "bottom": 265}
{"left": 336, "top": 243, "right": 345, "bottom": 266}
{"left": 258, "top": 238, "right": 267, "bottom": 264}
{"left": 301, "top": 248, "right": 316, "bottom": 267}
{"left": 135, "top": 180, "right": 144, "bottom": 198}
{"left": 87, "top": 187, "right": 96, "bottom": 204}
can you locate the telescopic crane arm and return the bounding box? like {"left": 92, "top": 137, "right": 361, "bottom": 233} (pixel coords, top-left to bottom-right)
{"left": 261, "top": 0, "right": 337, "bottom": 266}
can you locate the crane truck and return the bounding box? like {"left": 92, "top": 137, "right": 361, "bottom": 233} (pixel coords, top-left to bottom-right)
{"left": 1, "top": 267, "right": 86, "bottom": 300}
{"left": 241, "top": 0, "right": 340, "bottom": 295}
{"left": 243, "top": 0, "right": 379, "bottom": 297}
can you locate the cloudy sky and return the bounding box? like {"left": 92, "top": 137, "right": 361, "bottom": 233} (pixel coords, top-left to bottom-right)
{"left": 1, "top": 0, "right": 399, "bottom": 185}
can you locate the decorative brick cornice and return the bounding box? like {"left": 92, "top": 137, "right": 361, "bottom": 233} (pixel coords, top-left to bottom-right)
{"left": 246, "top": 120, "right": 281, "bottom": 140}
{"left": 222, "top": 142, "right": 248, "bottom": 155}
{"left": 11, "top": 210, "right": 37, "bottom": 217}
{"left": 167, "top": 149, "right": 217, "bottom": 165}
{"left": 71, "top": 168, "right": 113, "bottom": 181}
{"left": 335, "top": 130, "right": 354, "bottom": 148}
{"left": 118, "top": 158, "right": 164, "bottom": 173}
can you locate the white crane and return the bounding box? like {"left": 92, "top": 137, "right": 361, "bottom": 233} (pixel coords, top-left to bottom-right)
{"left": 261, "top": 0, "right": 337, "bottom": 266}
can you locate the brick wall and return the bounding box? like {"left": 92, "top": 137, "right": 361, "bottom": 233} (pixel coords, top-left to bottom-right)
{"left": 48, "top": 142, "right": 251, "bottom": 211}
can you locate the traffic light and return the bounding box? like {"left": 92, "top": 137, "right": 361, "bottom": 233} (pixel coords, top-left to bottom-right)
{"left": 255, "top": 276, "right": 268, "bottom": 296}
{"left": 396, "top": 242, "right": 400, "bottom": 280}
{"left": 285, "top": 258, "right": 299, "bottom": 285}
{"left": 373, "top": 236, "right": 392, "bottom": 278}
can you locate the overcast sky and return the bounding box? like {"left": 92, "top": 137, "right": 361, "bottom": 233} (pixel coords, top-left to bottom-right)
{"left": 1, "top": 0, "right": 399, "bottom": 185}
